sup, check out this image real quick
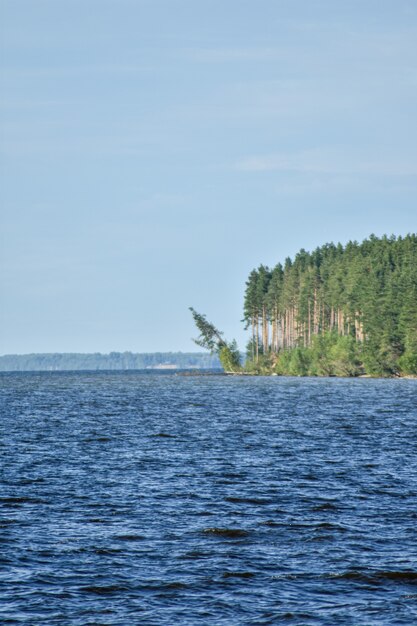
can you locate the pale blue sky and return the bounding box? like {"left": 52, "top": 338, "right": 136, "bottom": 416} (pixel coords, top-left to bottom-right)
{"left": 1, "top": 0, "right": 417, "bottom": 354}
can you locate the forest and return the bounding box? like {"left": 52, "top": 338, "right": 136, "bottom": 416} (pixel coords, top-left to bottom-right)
{"left": 242, "top": 234, "right": 417, "bottom": 376}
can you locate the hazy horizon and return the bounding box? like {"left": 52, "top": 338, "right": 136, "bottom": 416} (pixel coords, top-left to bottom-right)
{"left": 0, "top": 349, "right": 216, "bottom": 357}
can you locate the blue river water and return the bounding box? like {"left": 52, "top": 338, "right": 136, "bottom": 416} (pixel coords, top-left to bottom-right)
{"left": 1, "top": 371, "right": 417, "bottom": 625}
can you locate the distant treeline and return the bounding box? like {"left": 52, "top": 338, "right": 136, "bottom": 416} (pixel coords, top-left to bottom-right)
{"left": 244, "top": 234, "right": 417, "bottom": 376}
{"left": 0, "top": 352, "right": 221, "bottom": 372}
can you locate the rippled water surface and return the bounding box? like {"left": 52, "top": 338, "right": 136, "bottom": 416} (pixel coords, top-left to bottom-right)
{"left": 1, "top": 371, "right": 417, "bottom": 625}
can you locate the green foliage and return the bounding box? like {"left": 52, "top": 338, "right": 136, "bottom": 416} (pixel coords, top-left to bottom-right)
{"left": 271, "top": 334, "right": 362, "bottom": 377}
{"left": 218, "top": 341, "right": 242, "bottom": 373}
{"left": 244, "top": 353, "right": 274, "bottom": 375}
{"left": 243, "top": 234, "right": 417, "bottom": 377}
{"left": 189, "top": 307, "right": 225, "bottom": 353}
{"left": 398, "top": 351, "right": 417, "bottom": 375}
{"left": 275, "top": 347, "right": 311, "bottom": 376}
{"left": 328, "top": 335, "right": 362, "bottom": 377}
{"left": 307, "top": 334, "right": 335, "bottom": 376}
{"left": 190, "top": 307, "right": 241, "bottom": 372}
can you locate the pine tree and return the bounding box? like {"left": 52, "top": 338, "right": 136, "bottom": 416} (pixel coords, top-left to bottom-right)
{"left": 242, "top": 234, "right": 417, "bottom": 376}
{"left": 189, "top": 308, "right": 241, "bottom": 372}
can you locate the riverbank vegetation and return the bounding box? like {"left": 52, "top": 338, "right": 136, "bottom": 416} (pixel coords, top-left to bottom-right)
{"left": 189, "top": 307, "right": 242, "bottom": 373}
{"left": 243, "top": 234, "right": 417, "bottom": 377}
{"left": 191, "top": 234, "right": 417, "bottom": 377}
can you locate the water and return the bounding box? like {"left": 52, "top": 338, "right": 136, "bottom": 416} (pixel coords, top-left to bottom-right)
{"left": 1, "top": 372, "right": 417, "bottom": 625}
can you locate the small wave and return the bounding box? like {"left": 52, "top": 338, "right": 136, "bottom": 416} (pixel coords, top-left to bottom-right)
{"left": 114, "top": 534, "right": 145, "bottom": 542}
{"left": 306, "top": 534, "right": 330, "bottom": 543}
{"left": 332, "top": 570, "right": 417, "bottom": 584}
{"left": 316, "top": 522, "right": 347, "bottom": 532}
{"left": 84, "top": 436, "right": 112, "bottom": 442}
{"left": 80, "top": 584, "right": 128, "bottom": 594}
{"left": 93, "top": 547, "right": 122, "bottom": 555}
{"left": 180, "top": 550, "right": 210, "bottom": 560}
{"left": 277, "top": 612, "right": 315, "bottom": 621}
{"left": 222, "top": 571, "right": 255, "bottom": 579}
{"left": 222, "top": 472, "right": 246, "bottom": 479}
{"left": 0, "top": 518, "right": 20, "bottom": 526}
{"left": 0, "top": 496, "right": 46, "bottom": 505}
{"left": 374, "top": 570, "right": 417, "bottom": 583}
{"left": 151, "top": 433, "right": 177, "bottom": 438}
{"left": 15, "top": 478, "right": 45, "bottom": 485}
{"left": 225, "top": 496, "right": 273, "bottom": 505}
{"left": 202, "top": 527, "right": 251, "bottom": 539}
{"left": 0, "top": 556, "right": 13, "bottom": 565}
{"left": 311, "top": 502, "right": 338, "bottom": 511}
{"left": 163, "top": 581, "right": 188, "bottom": 589}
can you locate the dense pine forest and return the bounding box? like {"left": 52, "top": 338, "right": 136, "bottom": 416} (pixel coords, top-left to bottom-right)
{"left": 243, "top": 234, "right": 417, "bottom": 377}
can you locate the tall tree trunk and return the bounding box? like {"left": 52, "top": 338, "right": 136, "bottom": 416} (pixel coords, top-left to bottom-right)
{"left": 271, "top": 314, "right": 277, "bottom": 353}
{"left": 313, "top": 289, "right": 319, "bottom": 335}
{"left": 262, "top": 305, "right": 269, "bottom": 353}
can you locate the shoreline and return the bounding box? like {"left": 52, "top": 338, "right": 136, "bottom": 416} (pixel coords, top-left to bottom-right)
{"left": 224, "top": 371, "right": 417, "bottom": 380}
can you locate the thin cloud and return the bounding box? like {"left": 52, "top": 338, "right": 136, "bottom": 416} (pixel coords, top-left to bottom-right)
{"left": 185, "top": 47, "right": 290, "bottom": 63}
{"left": 235, "top": 151, "right": 417, "bottom": 177}
{"left": 0, "top": 63, "right": 152, "bottom": 79}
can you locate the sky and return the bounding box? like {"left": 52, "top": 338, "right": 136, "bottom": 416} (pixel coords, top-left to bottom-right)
{"left": 1, "top": 0, "right": 417, "bottom": 355}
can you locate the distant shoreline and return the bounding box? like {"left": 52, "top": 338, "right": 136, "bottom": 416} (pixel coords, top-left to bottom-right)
{"left": 1, "top": 368, "right": 415, "bottom": 380}
{"left": 0, "top": 351, "right": 221, "bottom": 372}
{"left": 205, "top": 368, "right": 417, "bottom": 378}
